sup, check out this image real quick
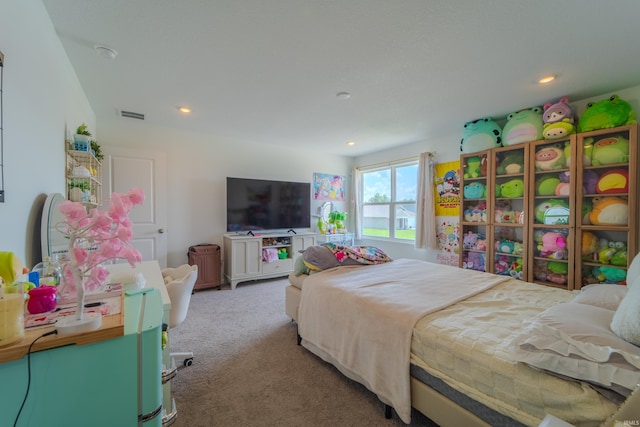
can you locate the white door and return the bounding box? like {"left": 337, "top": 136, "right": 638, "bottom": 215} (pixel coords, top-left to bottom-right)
{"left": 102, "top": 146, "right": 168, "bottom": 268}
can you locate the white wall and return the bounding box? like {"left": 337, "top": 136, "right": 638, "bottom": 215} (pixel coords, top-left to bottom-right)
{"left": 354, "top": 85, "right": 640, "bottom": 262}
{"left": 0, "top": 0, "right": 95, "bottom": 268}
{"left": 97, "top": 117, "right": 353, "bottom": 268}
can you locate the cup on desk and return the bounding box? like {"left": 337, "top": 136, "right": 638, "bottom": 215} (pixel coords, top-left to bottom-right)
{"left": 0, "top": 287, "right": 25, "bottom": 347}
{"left": 27, "top": 285, "right": 57, "bottom": 314}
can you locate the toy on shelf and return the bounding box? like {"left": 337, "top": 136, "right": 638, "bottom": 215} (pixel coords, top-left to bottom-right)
{"left": 463, "top": 203, "right": 487, "bottom": 223}
{"left": 578, "top": 94, "right": 637, "bottom": 132}
{"left": 460, "top": 118, "right": 502, "bottom": 153}
{"left": 496, "top": 151, "right": 525, "bottom": 175}
{"left": 581, "top": 230, "right": 599, "bottom": 259}
{"left": 589, "top": 196, "right": 628, "bottom": 225}
{"left": 494, "top": 208, "right": 523, "bottom": 224}
{"left": 542, "top": 98, "right": 575, "bottom": 140}
{"left": 597, "top": 266, "right": 627, "bottom": 284}
{"left": 496, "top": 178, "right": 525, "bottom": 198}
{"left": 589, "top": 135, "right": 630, "bottom": 166}
{"left": 538, "top": 231, "right": 567, "bottom": 259}
{"left": 463, "top": 182, "right": 486, "bottom": 199}
{"left": 534, "top": 199, "right": 570, "bottom": 224}
{"left": 502, "top": 107, "right": 544, "bottom": 145}
{"left": 582, "top": 170, "right": 599, "bottom": 194}
{"left": 595, "top": 168, "right": 628, "bottom": 194}
{"left": 463, "top": 231, "right": 486, "bottom": 250}
{"left": 463, "top": 156, "right": 483, "bottom": 178}
{"left": 535, "top": 174, "right": 561, "bottom": 196}
{"left": 495, "top": 240, "right": 524, "bottom": 255}
{"left": 463, "top": 252, "right": 486, "bottom": 271}
{"left": 534, "top": 144, "right": 566, "bottom": 170}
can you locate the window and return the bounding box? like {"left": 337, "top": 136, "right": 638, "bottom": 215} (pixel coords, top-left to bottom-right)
{"left": 360, "top": 160, "right": 418, "bottom": 241}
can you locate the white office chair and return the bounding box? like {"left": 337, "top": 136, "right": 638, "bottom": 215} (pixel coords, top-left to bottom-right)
{"left": 162, "top": 264, "right": 198, "bottom": 367}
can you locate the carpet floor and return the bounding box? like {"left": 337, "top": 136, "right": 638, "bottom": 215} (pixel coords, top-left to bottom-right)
{"left": 169, "top": 277, "right": 437, "bottom": 427}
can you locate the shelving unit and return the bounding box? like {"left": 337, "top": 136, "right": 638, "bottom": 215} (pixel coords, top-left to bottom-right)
{"left": 575, "top": 124, "right": 639, "bottom": 287}
{"left": 528, "top": 135, "right": 577, "bottom": 289}
{"left": 459, "top": 150, "right": 492, "bottom": 273}
{"left": 223, "top": 232, "right": 316, "bottom": 289}
{"left": 459, "top": 124, "right": 638, "bottom": 290}
{"left": 65, "top": 142, "right": 102, "bottom": 207}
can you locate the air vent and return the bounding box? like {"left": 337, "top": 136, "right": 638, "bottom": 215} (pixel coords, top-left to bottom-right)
{"left": 120, "top": 110, "right": 145, "bottom": 120}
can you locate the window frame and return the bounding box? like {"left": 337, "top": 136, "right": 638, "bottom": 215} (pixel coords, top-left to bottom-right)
{"left": 359, "top": 158, "right": 419, "bottom": 243}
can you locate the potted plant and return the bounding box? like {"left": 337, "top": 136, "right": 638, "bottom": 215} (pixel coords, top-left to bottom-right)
{"left": 74, "top": 123, "right": 92, "bottom": 151}
{"left": 90, "top": 140, "right": 104, "bottom": 161}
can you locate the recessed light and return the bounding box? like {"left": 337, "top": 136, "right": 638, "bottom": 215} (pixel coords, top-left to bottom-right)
{"left": 539, "top": 75, "right": 556, "bottom": 84}
{"left": 94, "top": 45, "right": 117, "bottom": 60}
{"left": 336, "top": 92, "right": 351, "bottom": 99}
{"left": 347, "top": 140, "right": 355, "bottom": 146}
{"left": 178, "top": 106, "right": 191, "bottom": 113}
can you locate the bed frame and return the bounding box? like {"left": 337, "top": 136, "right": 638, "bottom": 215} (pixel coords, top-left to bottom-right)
{"left": 285, "top": 283, "right": 640, "bottom": 427}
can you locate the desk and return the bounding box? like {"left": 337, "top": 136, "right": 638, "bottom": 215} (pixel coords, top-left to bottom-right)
{"left": 0, "top": 260, "right": 165, "bottom": 426}
{"left": 317, "top": 232, "right": 355, "bottom": 246}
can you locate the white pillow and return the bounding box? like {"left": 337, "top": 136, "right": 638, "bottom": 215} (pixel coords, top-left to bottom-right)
{"left": 572, "top": 284, "right": 627, "bottom": 311}
{"left": 611, "top": 275, "right": 640, "bottom": 346}
{"left": 510, "top": 302, "right": 640, "bottom": 395}
{"left": 626, "top": 252, "right": 640, "bottom": 287}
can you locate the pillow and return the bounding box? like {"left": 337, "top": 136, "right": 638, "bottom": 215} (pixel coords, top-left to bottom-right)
{"left": 301, "top": 246, "right": 340, "bottom": 271}
{"left": 293, "top": 255, "right": 310, "bottom": 276}
{"left": 611, "top": 276, "right": 640, "bottom": 346}
{"left": 626, "top": 252, "right": 640, "bottom": 286}
{"left": 510, "top": 302, "right": 640, "bottom": 395}
{"left": 572, "top": 284, "right": 627, "bottom": 311}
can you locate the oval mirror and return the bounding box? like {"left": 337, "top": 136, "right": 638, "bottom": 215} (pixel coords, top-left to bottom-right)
{"left": 41, "top": 193, "right": 68, "bottom": 259}
{"left": 320, "top": 201, "right": 333, "bottom": 223}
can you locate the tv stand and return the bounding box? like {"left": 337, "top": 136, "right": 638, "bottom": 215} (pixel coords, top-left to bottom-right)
{"left": 223, "top": 231, "right": 316, "bottom": 289}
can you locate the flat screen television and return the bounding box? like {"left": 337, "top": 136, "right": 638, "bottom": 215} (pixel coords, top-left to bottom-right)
{"left": 226, "top": 177, "right": 311, "bottom": 232}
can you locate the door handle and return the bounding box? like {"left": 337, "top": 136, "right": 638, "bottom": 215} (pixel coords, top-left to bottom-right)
{"left": 158, "top": 228, "right": 166, "bottom": 234}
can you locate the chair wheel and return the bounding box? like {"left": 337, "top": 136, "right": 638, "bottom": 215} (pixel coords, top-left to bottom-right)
{"left": 184, "top": 358, "right": 193, "bottom": 367}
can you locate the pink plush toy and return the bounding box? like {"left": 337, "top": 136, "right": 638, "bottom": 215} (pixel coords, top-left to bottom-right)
{"left": 539, "top": 232, "right": 567, "bottom": 259}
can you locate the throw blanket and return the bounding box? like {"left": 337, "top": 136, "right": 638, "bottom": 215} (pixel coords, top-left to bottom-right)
{"left": 323, "top": 243, "right": 393, "bottom": 264}
{"left": 298, "top": 258, "right": 510, "bottom": 424}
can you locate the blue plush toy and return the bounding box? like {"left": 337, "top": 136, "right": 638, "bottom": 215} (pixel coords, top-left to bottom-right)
{"left": 502, "top": 107, "right": 544, "bottom": 145}
{"left": 460, "top": 118, "right": 502, "bottom": 153}
{"left": 463, "top": 182, "right": 486, "bottom": 199}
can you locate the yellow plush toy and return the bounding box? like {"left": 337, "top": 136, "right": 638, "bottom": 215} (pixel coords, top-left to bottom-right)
{"left": 589, "top": 197, "right": 628, "bottom": 225}
{"left": 0, "top": 252, "right": 23, "bottom": 286}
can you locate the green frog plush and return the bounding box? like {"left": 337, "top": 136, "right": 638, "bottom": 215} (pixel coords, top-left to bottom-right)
{"left": 463, "top": 156, "right": 482, "bottom": 178}
{"left": 460, "top": 118, "right": 502, "bottom": 153}
{"left": 590, "top": 135, "right": 629, "bottom": 165}
{"left": 496, "top": 151, "right": 524, "bottom": 175}
{"left": 502, "top": 107, "right": 544, "bottom": 145}
{"left": 498, "top": 178, "right": 525, "bottom": 198}
{"left": 578, "top": 94, "right": 637, "bottom": 132}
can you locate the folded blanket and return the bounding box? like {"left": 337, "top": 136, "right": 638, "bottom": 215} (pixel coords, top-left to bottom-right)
{"left": 262, "top": 248, "right": 279, "bottom": 263}
{"left": 324, "top": 243, "right": 393, "bottom": 264}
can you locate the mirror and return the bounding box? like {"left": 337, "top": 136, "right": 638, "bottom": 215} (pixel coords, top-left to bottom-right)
{"left": 320, "top": 201, "right": 333, "bottom": 223}
{"left": 41, "top": 193, "right": 68, "bottom": 259}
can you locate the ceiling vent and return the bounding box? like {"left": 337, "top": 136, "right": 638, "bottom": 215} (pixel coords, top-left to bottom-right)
{"left": 120, "top": 110, "right": 145, "bottom": 120}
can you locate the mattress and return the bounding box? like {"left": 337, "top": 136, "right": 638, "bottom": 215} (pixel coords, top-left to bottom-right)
{"left": 410, "top": 279, "right": 619, "bottom": 427}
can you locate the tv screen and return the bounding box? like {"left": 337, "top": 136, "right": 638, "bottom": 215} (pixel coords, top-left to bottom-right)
{"left": 226, "top": 177, "right": 311, "bottom": 232}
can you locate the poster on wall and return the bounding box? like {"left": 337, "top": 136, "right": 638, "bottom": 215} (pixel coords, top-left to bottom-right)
{"left": 313, "top": 172, "right": 345, "bottom": 201}
{"left": 433, "top": 160, "right": 461, "bottom": 266}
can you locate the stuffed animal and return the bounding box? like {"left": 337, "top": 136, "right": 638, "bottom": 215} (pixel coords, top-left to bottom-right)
{"left": 543, "top": 121, "right": 575, "bottom": 140}
{"left": 578, "top": 94, "right": 637, "bottom": 132}
{"left": 495, "top": 240, "right": 515, "bottom": 254}
{"left": 534, "top": 199, "right": 570, "bottom": 224}
{"left": 535, "top": 175, "right": 561, "bottom": 196}
{"left": 598, "top": 241, "right": 623, "bottom": 265}
{"left": 534, "top": 144, "right": 566, "bottom": 170}
{"left": 590, "top": 135, "right": 630, "bottom": 165}
{"left": 542, "top": 98, "right": 575, "bottom": 140}
{"left": 502, "top": 107, "right": 544, "bottom": 145}
{"left": 582, "top": 170, "right": 599, "bottom": 194}
{"left": 581, "top": 231, "right": 599, "bottom": 258}
{"left": 460, "top": 118, "right": 502, "bottom": 153}
{"left": 463, "top": 182, "right": 486, "bottom": 199}
{"left": 463, "top": 156, "right": 482, "bottom": 178}
{"left": 496, "top": 151, "right": 525, "bottom": 175}
{"left": 494, "top": 209, "right": 523, "bottom": 224}
{"left": 597, "top": 266, "right": 627, "bottom": 284}
{"left": 463, "top": 203, "right": 487, "bottom": 222}
{"left": 509, "top": 258, "right": 524, "bottom": 279}
{"left": 547, "top": 260, "right": 569, "bottom": 284}
{"left": 462, "top": 231, "right": 478, "bottom": 250}
{"left": 611, "top": 245, "right": 628, "bottom": 267}
{"left": 596, "top": 168, "right": 628, "bottom": 194}
{"left": 589, "top": 196, "right": 628, "bottom": 225}
{"left": 465, "top": 252, "right": 486, "bottom": 271}
{"left": 533, "top": 260, "right": 548, "bottom": 281}
{"left": 498, "top": 178, "right": 525, "bottom": 198}
{"left": 538, "top": 231, "right": 567, "bottom": 259}
{"left": 494, "top": 255, "right": 511, "bottom": 274}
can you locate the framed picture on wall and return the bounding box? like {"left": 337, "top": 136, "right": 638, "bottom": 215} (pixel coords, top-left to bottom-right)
{"left": 313, "top": 172, "right": 345, "bottom": 201}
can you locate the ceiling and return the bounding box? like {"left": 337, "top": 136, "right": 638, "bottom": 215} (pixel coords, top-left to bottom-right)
{"left": 42, "top": 0, "right": 640, "bottom": 157}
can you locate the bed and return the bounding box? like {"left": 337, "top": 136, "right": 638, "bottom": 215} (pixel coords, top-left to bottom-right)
{"left": 285, "top": 247, "right": 640, "bottom": 427}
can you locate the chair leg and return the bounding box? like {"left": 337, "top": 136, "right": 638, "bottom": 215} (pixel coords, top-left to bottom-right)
{"left": 171, "top": 351, "right": 194, "bottom": 367}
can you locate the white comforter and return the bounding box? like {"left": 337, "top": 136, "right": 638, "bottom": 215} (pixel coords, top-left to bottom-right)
{"left": 298, "top": 258, "right": 510, "bottom": 423}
